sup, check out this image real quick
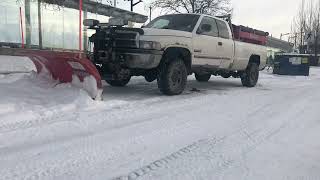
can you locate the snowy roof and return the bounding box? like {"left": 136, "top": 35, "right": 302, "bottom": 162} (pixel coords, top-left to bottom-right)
{"left": 267, "top": 36, "right": 294, "bottom": 52}
{"left": 41, "top": 0, "right": 148, "bottom": 23}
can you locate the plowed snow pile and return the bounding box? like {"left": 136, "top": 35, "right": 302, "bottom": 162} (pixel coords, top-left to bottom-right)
{"left": 0, "top": 55, "right": 320, "bottom": 180}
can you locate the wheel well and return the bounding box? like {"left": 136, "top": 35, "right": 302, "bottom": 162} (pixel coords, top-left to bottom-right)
{"left": 161, "top": 47, "right": 192, "bottom": 74}
{"left": 249, "top": 55, "right": 261, "bottom": 66}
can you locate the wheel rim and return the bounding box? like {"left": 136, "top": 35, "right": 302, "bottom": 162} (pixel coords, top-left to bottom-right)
{"left": 171, "top": 67, "right": 182, "bottom": 87}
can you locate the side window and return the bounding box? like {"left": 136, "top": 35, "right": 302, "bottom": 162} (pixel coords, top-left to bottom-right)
{"left": 196, "top": 17, "right": 219, "bottom": 37}
{"left": 216, "top": 19, "right": 230, "bottom": 39}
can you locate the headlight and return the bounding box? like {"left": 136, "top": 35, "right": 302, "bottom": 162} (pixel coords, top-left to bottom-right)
{"left": 139, "top": 41, "right": 161, "bottom": 50}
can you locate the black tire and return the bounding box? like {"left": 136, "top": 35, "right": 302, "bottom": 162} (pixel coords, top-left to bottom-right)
{"left": 195, "top": 73, "right": 211, "bottom": 82}
{"left": 241, "top": 63, "right": 259, "bottom": 87}
{"left": 106, "top": 77, "right": 131, "bottom": 87}
{"left": 157, "top": 58, "right": 187, "bottom": 95}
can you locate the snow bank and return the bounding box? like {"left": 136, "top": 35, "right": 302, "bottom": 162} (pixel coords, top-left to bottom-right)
{"left": 0, "top": 55, "right": 36, "bottom": 74}
{"left": 71, "top": 75, "right": 103, "bottom": 100}
{"left": 0, "top": 55, "right": 105, "bottom": 132}
{"left": 0, "top": 72, "right": 98, "bottom": 131}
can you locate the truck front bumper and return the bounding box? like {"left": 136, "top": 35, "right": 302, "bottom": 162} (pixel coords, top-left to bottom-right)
{"left": 115, "top": 48, "right": 163, "bottom": 69}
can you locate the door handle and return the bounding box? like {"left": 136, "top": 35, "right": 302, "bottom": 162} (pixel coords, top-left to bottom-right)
{"left": 194, "top": 49, "right": 202, "bottom": 53}
{"left": 218, "top": 42, "right": 223, "bottom": 46}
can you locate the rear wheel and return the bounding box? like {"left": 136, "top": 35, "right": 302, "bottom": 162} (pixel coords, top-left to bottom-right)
{"left": 106, "top": 77, "right": 131, "bottom": 87}
{"left": 241, "top": 63, "right": 259, "bottom": 87}
{"left": 195, "top": 73, "right": 211, "bottom": 82}
{"left": 157, "top": 58, "right": 187, "bottom": 95}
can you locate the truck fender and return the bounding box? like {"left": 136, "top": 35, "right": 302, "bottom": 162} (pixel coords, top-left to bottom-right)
{"left": 161, "top": 46, "right": 193, "bottom": 74}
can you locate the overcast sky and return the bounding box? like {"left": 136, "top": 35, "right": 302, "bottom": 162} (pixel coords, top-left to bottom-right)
{"left": 231, "top": 0, "right": 300, "bottom": 39}
{"left": 119, "top": 0, "right": 301, "bottom": 39}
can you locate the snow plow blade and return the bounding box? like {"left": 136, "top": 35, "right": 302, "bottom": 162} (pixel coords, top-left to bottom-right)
{"left": 0, "top": 48, "right": 103, "bottom": 100}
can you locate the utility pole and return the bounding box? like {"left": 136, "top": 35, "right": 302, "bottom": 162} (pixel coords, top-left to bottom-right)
{"left": 37, "top": 0, "right": 43, "bottom": 49}
{"left": 149, "top": 6, "right": 152, "bottom": 22}
{"left": 127, "top": 0, "right": 143, "bottom": 12}
{"left": 25, "top": 0, "right": 31, "bottom": 48}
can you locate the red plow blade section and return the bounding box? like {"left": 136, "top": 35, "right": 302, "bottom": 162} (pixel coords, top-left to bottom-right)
{"left": 0, "top": 48, "right": 103, "bottom": 100}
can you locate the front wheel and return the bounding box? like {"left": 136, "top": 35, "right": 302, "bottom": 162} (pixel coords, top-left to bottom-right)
{"left": 157, "top": 58, "right": 187, "bottom": 95}
{"left": 241, "top": 63, "right": 259, "bottom": 87}
{"left": 106, "top": 77, "right": 131, "bottom": 87}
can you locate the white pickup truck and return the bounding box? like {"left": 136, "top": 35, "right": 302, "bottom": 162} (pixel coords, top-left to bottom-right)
{"left": 87, "top": 13, "right": 267, "bottom": 95}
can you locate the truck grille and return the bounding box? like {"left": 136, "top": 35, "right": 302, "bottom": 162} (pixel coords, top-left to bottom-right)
{"left": 90, "top": 28, "right": 141, "bottom": 56}
{"left": 113, "top": 30, "right": 139, "bottom": 49}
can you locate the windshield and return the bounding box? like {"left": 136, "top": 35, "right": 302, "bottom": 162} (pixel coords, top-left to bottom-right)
{"left": 145, "top": 14, "right": 200, "bottom": 32}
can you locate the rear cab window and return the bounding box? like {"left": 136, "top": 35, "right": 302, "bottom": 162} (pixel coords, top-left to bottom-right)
{"left": 216, "top": 19, "right": 231, "bottom": 39}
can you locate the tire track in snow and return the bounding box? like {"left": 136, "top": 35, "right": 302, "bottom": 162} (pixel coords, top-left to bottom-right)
{"left": 111, "top": 84, "right": 316, "bottom": 180}
{"left": 0, "top": 99, "right": 130, "bottom": 134}
{"left": 6, "top": 87, "right": 308, "bottom": 180}
{"left": 113, "top": 116, "right": 297, "bottom": 180}
{"left": 0, "top": 107, "right": 77, "bottom": 134}
{"left": 0, "top": 114, "right": 201, "bottom": 180}
{"left": 111, "top": 139, "right": 213, "bottom": 180}
{"left": 0, "top": 84, "right": 305, "bottom": 180}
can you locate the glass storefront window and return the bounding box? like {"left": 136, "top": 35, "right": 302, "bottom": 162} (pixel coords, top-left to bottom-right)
{"left": 0, "top": 0, "right": 110, "bottom": 50}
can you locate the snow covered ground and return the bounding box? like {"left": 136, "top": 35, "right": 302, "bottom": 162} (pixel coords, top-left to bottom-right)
{"left": 0, "top": 55, "right": 320, "bottom": 180}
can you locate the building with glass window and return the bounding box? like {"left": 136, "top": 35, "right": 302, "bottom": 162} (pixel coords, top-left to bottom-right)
{"left": 0, "top": 0, "right": 147, "bottom": 50}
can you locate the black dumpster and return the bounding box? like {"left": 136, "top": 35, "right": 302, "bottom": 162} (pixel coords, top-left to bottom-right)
{"left": 273, "top": 53, "right": 310, "bottom": 76}
{"left": 309, "top": 56, "right": 319, "bottom": 66}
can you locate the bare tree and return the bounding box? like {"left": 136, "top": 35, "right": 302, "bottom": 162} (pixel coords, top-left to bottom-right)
{"left": 151, "top": 0, "right": 232, "bottom": 16}
{"left": 311, "top": 0, "right": 320, "bottom": 57}
{"left": 292, "top": 0, "right": 306, "bottom": 53}
{"left": 291, "top": 0, "right": 320, "bottom": 56}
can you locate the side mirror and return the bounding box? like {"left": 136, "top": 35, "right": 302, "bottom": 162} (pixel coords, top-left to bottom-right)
{"left": 200, "top": 24, "right": 212, "bottom": 32}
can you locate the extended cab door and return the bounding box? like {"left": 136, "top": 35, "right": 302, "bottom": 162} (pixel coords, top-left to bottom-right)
{"left": 215, "top": 19, "right": 234, "bottom": 69}
{"left": 192, "top": 16, "right": 221, "bottom": 67}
